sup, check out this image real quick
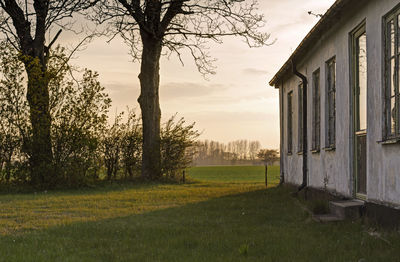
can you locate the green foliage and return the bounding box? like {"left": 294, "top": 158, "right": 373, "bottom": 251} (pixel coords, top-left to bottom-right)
{"left": 0, "top": 42, "right": 199, "bottom": 187}
{"left": 120, "top": 110, "right": 142, "bottom": 179}
{"left": 0, "top": 43, "right": 111, "bottom": 187}
{"left": 0, "top": 44, "right": 30, "bottom": 184}
{"left": 257, "top": 149, "right": 279, "bottom": 166}
{"left": 161, "top": 115, "right": 200, "bottom": 179}
{"left": 101, "top": 113, "right": 199, "bottom": 181}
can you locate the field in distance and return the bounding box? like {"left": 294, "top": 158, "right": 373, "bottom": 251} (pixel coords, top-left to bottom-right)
{"left": 188, "top": 165, "right": 280, "bottom": 184}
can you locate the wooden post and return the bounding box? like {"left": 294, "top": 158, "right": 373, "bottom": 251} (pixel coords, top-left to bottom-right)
{"left": 265, "top": 165, "right": 268, "bottom": 188}
{"left": 182, "top": 170, "right": 186, "bottom": 184}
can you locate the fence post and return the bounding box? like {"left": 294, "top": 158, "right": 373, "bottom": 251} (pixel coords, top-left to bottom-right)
{"left": 265, "top": 165, "right": 268, "bottom": 188}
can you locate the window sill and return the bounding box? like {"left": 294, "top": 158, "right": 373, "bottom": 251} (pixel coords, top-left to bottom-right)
{"left": 311, "top": 149, "right": 320, "bottom": 154}
{"left": 378, "top": 138, "right": 400, "bottom": 145}
{"left": 323, "top": 146, "right": 336, "bottom": 152}
{"left": 297, "top": 151, "right": 303, "bottom": 155}
{"left": 287, "top": 152, "right": 293, "bottom": 156}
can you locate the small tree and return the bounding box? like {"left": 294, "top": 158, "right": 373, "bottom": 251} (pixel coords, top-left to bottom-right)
{"left": 103, "top": 113, "right": 124, "bottom": 181}
{"left": 120, "top": 110, "right": 142, "bottom": 179}
{"left": 257, "top": 149, "right": 279, "bottom": 187}
{"left": 161, "top": 115, "right": 199, "bottom": 180}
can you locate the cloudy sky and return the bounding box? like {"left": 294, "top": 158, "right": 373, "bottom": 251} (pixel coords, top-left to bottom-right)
{"left": 70, "top": 0, "right": 336, "bottom": 149}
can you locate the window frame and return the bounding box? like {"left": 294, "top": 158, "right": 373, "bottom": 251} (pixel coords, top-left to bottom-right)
{"left": 287, "top": 91, "right": 293, "bottom": 155}
{"left": 383, "top": 8, "right": 400, "bottom": 141}
{"left": 325, "top": 57, "right": 337, "bottom": 150}
{"left": 297, "top": 83, "right": 303, "bottom": 153}
{"left": 312, "top": 69, "right": 321, "bottom": 152}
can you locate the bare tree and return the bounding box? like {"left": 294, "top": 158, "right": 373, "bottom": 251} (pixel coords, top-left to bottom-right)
{"left": 94, "top": 0, "right": 271, "bottom": 180}
{"left": 0, "top": 0, "right": 99, "bottom": 187}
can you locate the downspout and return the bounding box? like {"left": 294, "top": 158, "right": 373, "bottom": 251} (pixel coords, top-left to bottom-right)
{"left": 292, "top": 60, "right": 308, "bottom": 192}
{"left": 279, "top": 80, "right": 285, "bottom": 186}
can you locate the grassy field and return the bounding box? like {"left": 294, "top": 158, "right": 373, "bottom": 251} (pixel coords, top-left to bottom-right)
{"left": 187, "top": 165, "right": 280, "bottom": 184}
{"left": 0, "top": 166, "right": 399, "bottom": 261}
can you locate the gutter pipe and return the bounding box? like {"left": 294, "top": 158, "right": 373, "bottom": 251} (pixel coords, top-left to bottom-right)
{"left": 292, "top": 60, "right": 308, "bottom": 192}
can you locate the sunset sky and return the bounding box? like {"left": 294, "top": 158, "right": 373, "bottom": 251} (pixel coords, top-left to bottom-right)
{"left": 70, "top": 0, "right": 336, "bottom": 149}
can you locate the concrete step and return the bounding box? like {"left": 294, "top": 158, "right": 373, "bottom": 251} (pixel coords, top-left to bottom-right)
{"left": 329, "top": 200, "right": 365, "bottom": 220}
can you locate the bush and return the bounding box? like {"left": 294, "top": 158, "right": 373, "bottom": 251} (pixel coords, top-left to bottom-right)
{"left": 161, "top": 115, "right": 199, "bottom": 179}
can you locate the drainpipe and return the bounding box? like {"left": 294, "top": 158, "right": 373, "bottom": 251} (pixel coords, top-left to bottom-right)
{"left": 292, "top": 60, "right": 308, "bottom": 192}
{"left": 279, "top": 80, "right": 285, "bottom": 186}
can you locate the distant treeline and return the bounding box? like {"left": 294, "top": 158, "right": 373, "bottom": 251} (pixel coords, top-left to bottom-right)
{"left": 193, "top": 140, "right": 263, "bottom": 166}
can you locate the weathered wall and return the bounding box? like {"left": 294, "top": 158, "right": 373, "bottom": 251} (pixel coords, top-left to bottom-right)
{"left": 279, "top": 0, "right": 400, "bottom": 206}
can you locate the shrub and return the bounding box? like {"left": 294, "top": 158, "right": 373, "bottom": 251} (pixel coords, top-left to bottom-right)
{"left": 160, "top": 115, "right": 199, "bottom": 179}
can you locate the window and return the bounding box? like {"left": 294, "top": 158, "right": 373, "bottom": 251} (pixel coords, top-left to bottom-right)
{"left": 298, "top": 83, "right": 303, "bottom": 152}
{"left": 326, "top": 57, "right": 336, "bottom": 149}
{"left": 384, "top": 10, "right": 400, "bottom": 139}
{"left": 312, "top": 69, "right": 321, "bottom": 151}
{"left": 287, "top": 91, "right": 293, "bottom": 154}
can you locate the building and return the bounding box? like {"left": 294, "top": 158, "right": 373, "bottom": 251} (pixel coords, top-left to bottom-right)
{"left": 269, "top": 0, "right": 400, "bottom": 210}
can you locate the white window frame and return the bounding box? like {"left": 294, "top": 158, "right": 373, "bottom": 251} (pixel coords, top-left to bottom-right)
{"left": 384, "top": 8, "right": 400, "bottom": 140}
{"left": 325, "top": 57, "right": 336, "bottom": 149}
{"left": 312, "top": 69, "right": 321, "bottom": 152}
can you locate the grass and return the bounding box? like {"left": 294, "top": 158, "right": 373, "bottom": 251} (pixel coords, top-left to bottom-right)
{"left": 0, "top": 166, "right": 399, "bottom": 261}
{"left": 188, "top": 165, "right": 280, "bottom": 184}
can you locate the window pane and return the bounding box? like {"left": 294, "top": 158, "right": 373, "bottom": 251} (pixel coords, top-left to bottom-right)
{"left": 288, "top": 92, "right": 293, "bottom": 153}
{"left": 390, "top": 20, "right": 395, "bottom": 57}
{"left": 391, "top": 96, "right": 397, "bottom": 135}
{"left": 391, "top": 58, "right": 396, "bottom": 97}
{"left": 326, "top": 58, "right": 336, "bottom": 146}
{"left": 312, "top": 71, "right": 320, "bottom": 150}
{"left": 397, "top": 95, "right": 400, "bottom": 134}
{"left": 358, "top": 33, "right": 367, "bottom": 131}
{"left": 398, "top": 15, "right": 400, "bottom": 53}
{"left": 298, "top": 84, "right": 303, "bottom": 150}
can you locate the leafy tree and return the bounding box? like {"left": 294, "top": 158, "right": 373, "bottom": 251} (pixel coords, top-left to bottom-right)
{"left": 0, "top": 43, "right": 111, "bottom": 187}
{"left": 94, "top": 0, "right": 271, "bottom": 180}
{"left": 257, "top": 149, "right": 279, "bottom": 187}
{"left": 257, "top": 149, "right": 279, "bottom": 166}
{"left": 0, "top": 0, "right": 100, "bottom": 187}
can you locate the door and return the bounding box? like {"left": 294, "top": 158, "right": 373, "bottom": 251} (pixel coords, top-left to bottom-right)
{"left": 352, "top": 24, "right": 367, "bottom": 198}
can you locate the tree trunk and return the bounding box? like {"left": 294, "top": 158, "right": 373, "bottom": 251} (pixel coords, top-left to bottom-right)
{"left": 138, "top": 34, "right": 162, "bottom": 180}
{"left": 25, "top": 61, "right": 53, "bottom": 187}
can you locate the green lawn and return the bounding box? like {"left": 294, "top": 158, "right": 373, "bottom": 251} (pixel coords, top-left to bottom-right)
{"left": 0, "top": 166, "right": 399, "bottom": 261}
{"left": 188, "top": 165, "right": 280, "bottom": 184}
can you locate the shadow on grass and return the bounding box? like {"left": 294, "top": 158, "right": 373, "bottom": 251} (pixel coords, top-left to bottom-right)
{"left": 0, "top": 179, "right": 193, "bottom": 199}
{"left": 0, "top": 186, "right": 399, "bottom": 262}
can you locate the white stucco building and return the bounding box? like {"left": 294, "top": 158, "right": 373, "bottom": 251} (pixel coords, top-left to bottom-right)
{"left": 270, "top": 0, "right": 400, "bottom": 209}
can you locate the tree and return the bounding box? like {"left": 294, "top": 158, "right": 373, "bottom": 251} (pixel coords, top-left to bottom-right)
{"left": 257, "top": 149, "right": 279, "bottom": 187}
{"left": 95, "top": 0, "right": 271, "bottom": 180}
{"left": 0, "top": 42, "right": 111, "bottom": 186}
{"left": 0, "top": 0, "right": 99, "bottom": 187}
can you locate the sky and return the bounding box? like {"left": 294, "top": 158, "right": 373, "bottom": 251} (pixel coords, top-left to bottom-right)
{"left": 68, "top": 0, "right": 336, "bottom": 149}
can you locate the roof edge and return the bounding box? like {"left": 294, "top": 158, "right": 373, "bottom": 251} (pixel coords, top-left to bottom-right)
{"left": 269, "top": 0, "right": 350, "bottom": 87}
